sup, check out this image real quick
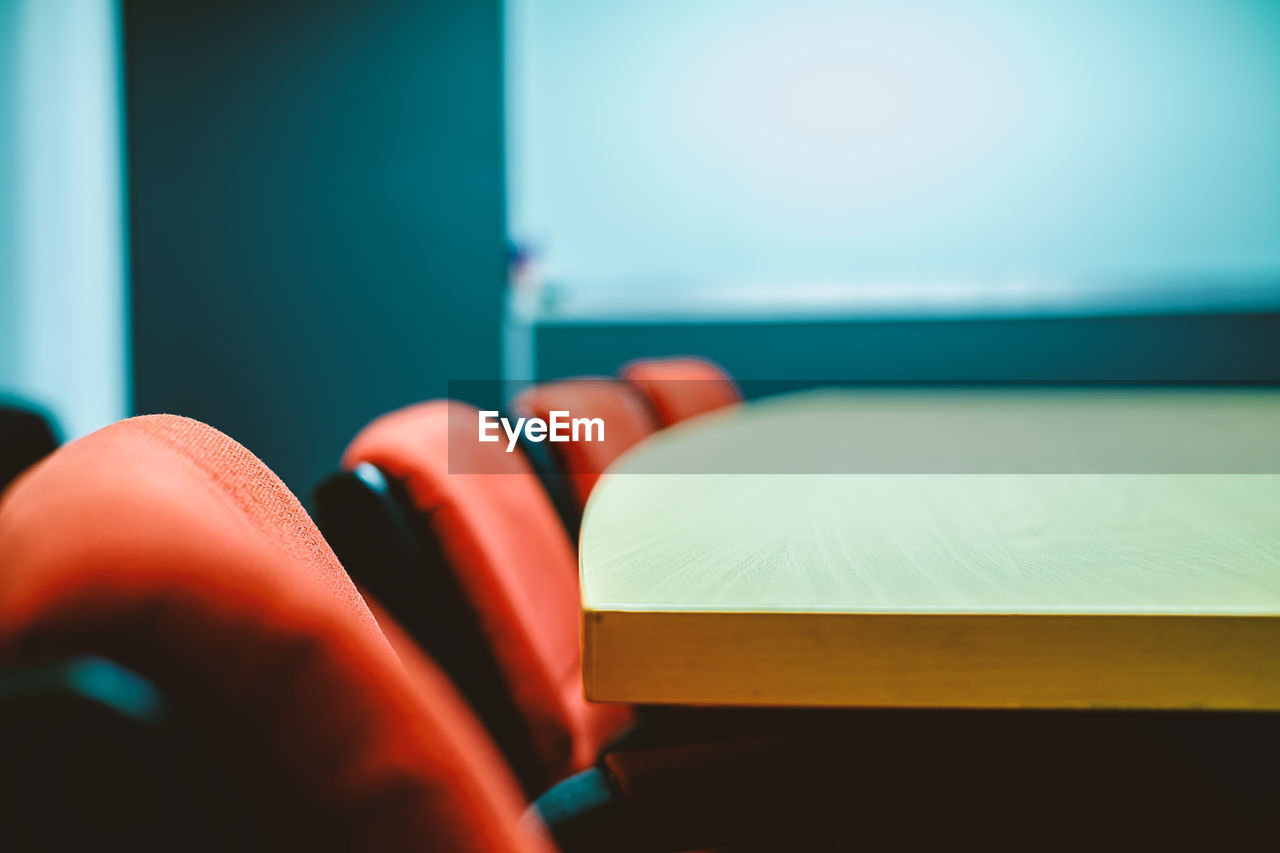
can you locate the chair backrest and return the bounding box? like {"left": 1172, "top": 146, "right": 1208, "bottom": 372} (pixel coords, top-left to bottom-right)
{"left": 513, "top": 379, "right": 658, "bottom": 511}
{"left": 313, "top": 460, "right": 551, "bottom": 796}
{"left": 619, "top": 356, "right": 742, "bottom": 427}
{"left": 0, "top": 402, "right": 60, "bottom": 497}
{"left": 0, "top": 415, "right": 552, "bottom": 853}
{"left": 342, "top": 401, "right": 633, "bottom": 788}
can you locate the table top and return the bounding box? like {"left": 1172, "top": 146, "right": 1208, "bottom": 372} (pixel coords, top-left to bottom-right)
{"left": 579, "top": 388, "right": 1280, "bottom": 710}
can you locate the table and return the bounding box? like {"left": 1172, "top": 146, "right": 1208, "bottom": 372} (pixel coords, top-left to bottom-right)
{"left": 580, "top": 388, "right": 1280, "bottom": 710}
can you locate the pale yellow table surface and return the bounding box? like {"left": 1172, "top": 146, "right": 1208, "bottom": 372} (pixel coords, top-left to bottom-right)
{"left": 580, "top": 388, "right": 1280, "bottom": 710}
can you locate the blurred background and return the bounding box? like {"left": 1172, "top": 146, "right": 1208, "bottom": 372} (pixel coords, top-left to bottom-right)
{"left": 2, "top": 0, "right": 1279, "bottom": 493}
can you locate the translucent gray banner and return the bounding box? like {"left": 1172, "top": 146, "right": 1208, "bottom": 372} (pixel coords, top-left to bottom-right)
{"left": 447, "top": 381, "right": 1280, "bottom": 474}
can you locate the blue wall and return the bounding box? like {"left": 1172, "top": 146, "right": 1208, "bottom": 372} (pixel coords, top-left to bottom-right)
{"left": 509, "top": 0, "right": 1280, "bottom": 287}
{"left": 126, "top": 0, "right": 506, "bottom": 494}
{"left": 512, "top": 0, "right": 1280, "bottom": 390}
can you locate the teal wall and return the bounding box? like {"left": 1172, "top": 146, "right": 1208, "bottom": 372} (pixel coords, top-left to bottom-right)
{"left": 534, "top": 313, "right": 1280, "bottom": 386}
{"left": 0, "top": 2, "right": 16, "bottom": 381}
{"left": 126, "top": 0, "right": 506, "bottom": 494}
{"left": 0, "top": 0, "right": 128, "bottom": 438}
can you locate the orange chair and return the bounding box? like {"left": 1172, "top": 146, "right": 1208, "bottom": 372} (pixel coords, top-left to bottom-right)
{"left": 0, "top": 415, "right": 553, "bottom": 853}
{"left": 335, "top": 401, "right": 634, "bottom": 795}
{"left": 513, "top": 378, "right": 657, "bottom": 512}
{"left": 619, "top": 356, "right": 741, "bottom": 427}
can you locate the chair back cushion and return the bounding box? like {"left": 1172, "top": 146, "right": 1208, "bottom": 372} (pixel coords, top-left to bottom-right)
{"left": 345, "top": 401, "right": 633, "bottom": 783}
{"left": 0, "top": 415, "right": 551, "bottom": 853}
{"left": 620, "top": 356, "right": 742, "bottom": 427}
{"left": 513, "top": 379, "right": 658, "bottom": 510}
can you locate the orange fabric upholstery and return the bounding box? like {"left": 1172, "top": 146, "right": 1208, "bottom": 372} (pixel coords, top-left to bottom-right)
{"left": 343, "top": 401, "right": 633, "bottom": 785}
{"left": 513, "top": 379, "right": 658, "bottom": 510}
{"left": 620, "top": 357, "right": 742, "bottom": 427}
{"left": 0, "top": 415, "right": 553, "bottom": 853}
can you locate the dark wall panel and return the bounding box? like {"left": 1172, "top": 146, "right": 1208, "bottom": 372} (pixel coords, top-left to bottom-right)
{"left": 126, "top": 0, "right": 504, "bottom": 494}
{"left": 536, "top": 313, "right": 1280, "bottom": 387}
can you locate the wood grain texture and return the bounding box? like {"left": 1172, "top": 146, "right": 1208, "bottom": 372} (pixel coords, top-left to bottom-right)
{"left": 580, "top": 389, "right": 1280, "bottom": 709}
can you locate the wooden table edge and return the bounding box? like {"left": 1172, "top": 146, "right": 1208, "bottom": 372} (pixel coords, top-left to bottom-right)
{"left": 582, "top": 607, "right": 1280, "bottom": 711}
